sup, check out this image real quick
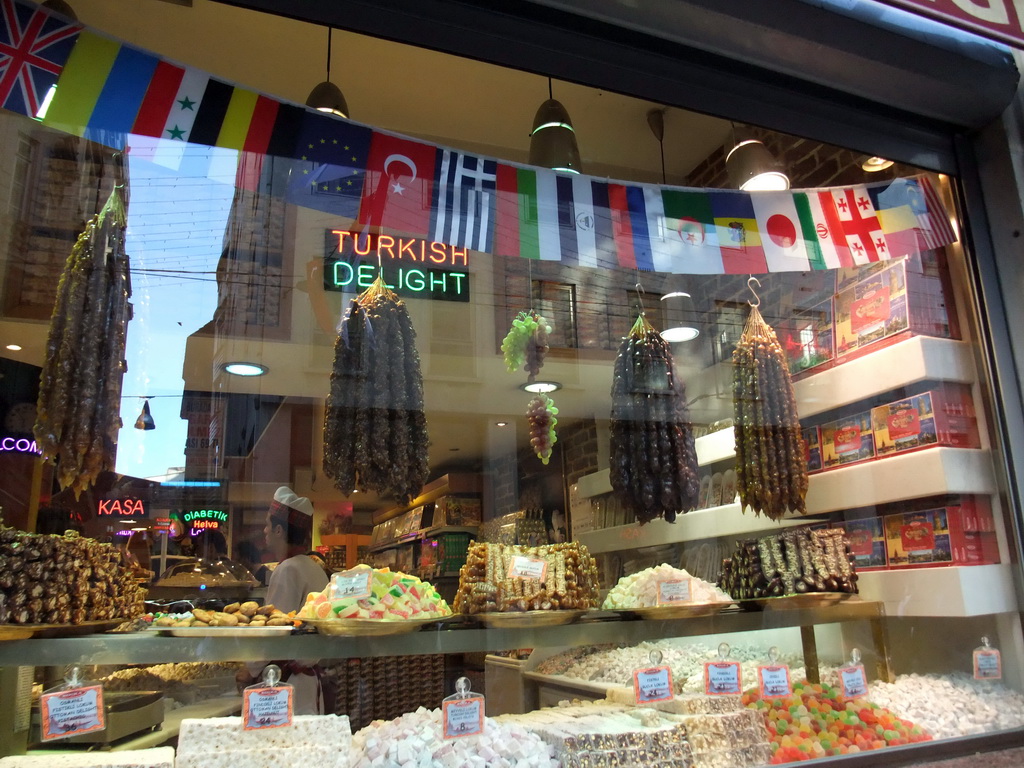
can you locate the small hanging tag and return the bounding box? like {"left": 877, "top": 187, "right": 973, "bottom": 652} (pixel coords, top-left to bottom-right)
{"left": 442, "top": 676, "right": 485, "bottom": 739}
{"left": 634, "top": 650, "right": 674, "bottom": 704}
{"left": 973, "top": 636, "right": 1002, "bottom": 680}
{"left": 331, "top": 568, "right": 372, "bottom": 600}
{"left": 838, "top": 648, "right": 868, "bottom": 699}
{"left": 758, "top": 647, "right": 792, "bottom": 699}
{"left": 656, "top": 578, "right": 692, "bottom": 605}
{"left": 507, "top": 555, "right": 547, "bottom": 581}
{"left": 704, "top": 643, "right": 741, "bottom": 695}
{"left": 242, "top": 664, "right": 294, "bottom": 731}
{"left": 39, "top": 666, "right": 106, "bottom": 741}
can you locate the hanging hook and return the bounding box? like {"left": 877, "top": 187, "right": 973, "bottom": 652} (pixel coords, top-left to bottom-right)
{"left": 746, "top": 276, "right": 761, "bottom": 308}
{"left": 635, "top": 282, "right": 647, "bottom": 316}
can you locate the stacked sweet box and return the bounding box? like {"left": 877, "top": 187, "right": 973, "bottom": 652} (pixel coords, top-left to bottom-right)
{"left": 871, "top": 384, "right": 979, "bottom": 458}
{"left": 883, "top": 497, "right": 998, "bottom": 568}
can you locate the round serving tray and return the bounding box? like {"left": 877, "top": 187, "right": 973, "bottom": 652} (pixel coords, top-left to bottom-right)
{"left": 475, "top": 610, "right": 585, "bottom": 629}
{"left": 626, "top": 602, "right": 735, "bottom": 620}
{"left": 0, "top": 619, "right": 123, "bottom": 641}
{"left": 304, "top": 615, "right": 452, "bottom": 637}
{"left": 743, "top": 592, "right": 855, "bottom": 611}
{"left": 146, "top": 625, "right": 296, "bottom": 637}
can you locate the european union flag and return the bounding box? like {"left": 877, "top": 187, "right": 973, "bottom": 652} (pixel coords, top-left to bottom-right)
{"left": 284, "top": 110, "right": 371, "bottom": 219}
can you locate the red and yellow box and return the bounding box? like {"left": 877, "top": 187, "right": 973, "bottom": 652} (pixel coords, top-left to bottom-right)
{"left": 871, "top": 386, "right": 979, "bottom": 458}
{"left": 884, "top": 499, "right": 998, "bottom": 568}
{"left": 820, "top": 412, "right": 875, "bottom": 469}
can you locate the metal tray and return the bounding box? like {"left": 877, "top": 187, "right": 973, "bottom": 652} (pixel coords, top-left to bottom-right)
{"left": 0, "top": 619, "right": 123, "bottom": 641}
{"left": 304, "top": 616, "right": 451, "bottom": 636}
{"left": 744, "top": 593, "right": 855, "bottom": 611}
{"left": 625, "top": 602, "right": 735, "bottom": 620}
{"left": 146, "top": 625, "right": 296, "bottom": 637}
{"left": 475, "top": 610, "right": 585, "bottom": 629}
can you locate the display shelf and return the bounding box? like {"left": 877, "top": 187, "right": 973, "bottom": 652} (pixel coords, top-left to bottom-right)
{"left": 804, "top": 447, "right": 995, "bottom": 514}
{"left": 794, "top": 336, "right": 975, "bottom": 420}
{"left": 575, "top": 428, "right": 737, "bottom": 500}
{"left": 857, "top": 564, "right": 1016, "bottom": 617}
{"left": 369, "top": 525, "right": 479, "bottom": 553}
{"left": 0, "top": 601, "right": 885, "bottom": 666}
{"left": 372, "top": 473, "right": 482, "bottom": 525}
{"left": 574, "top": 503, "right": 822, "bottom": 555}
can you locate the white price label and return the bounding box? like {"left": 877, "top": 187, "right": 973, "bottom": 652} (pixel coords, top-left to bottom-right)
{"left": 657, "top": 579, "right": 692, "bottom": 605}
{"left": 974, "top": 649, "right": 1002, "bottom": 680}
{"left": 442, "top": 697, "right": 485, "bottom": 739}
{"left": 633, "top": 666, "right": 673, "bottom": 703}
{"left": 331, "top": 569, "right": 372, "bottom": 600}
{"left": 838, "top": 665, "right": 869, "bottom": 698}
{"left": 243, "top": 686, "right": 293, "bottom": 730}
{"left": 40, "top": 685, "right": 105, "bottom": 741}
{"left": 507, "top": 556, "right": 547, "bottom": 581}
{"left": 704, "top": 662, "right": 742, "bottom": 695}
{"left": 758, "top": 665, "right": 792, "bottom": 699}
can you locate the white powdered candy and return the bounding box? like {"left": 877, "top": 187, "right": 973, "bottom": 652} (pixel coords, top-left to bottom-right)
{"left": 176, "top": 715, "right": 351, "bottom": 768}
{"left": 0, "top": 748, "right": 175, "bottom": 768}
{"left": 602, "top": 565, "right": 732, "bottom": 610}
{"left": 862, "top": 672, "right": 1024, "bottom": 739}
{"left": 350, "top": 706, "right": 556, "bottom": 768}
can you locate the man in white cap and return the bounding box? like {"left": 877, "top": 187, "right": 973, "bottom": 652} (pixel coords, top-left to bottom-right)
{"left": 263, "top": 486, "right": 328, "bottom": 613}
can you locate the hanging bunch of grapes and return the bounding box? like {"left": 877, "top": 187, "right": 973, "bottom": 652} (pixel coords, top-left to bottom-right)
{"left": 527, "top": 393, "right": 559, "bottom": 465}
{"left": 501, "top": 310, "right": 551, "bottom": 383}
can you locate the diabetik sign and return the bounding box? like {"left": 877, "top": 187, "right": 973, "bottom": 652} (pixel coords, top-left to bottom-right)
{"left": 876, "top": 0, "right": 1024, "bottom": 48}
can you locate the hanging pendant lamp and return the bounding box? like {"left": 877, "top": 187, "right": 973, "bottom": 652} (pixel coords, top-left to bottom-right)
{"left": 41, "top": 0, "right": 77, "bottom": 20}
{"left": 529, "top": 79, "right": 582, "bottom": 174}
{"left": 134, "top": 399, "right": 155, "bottom": 431}
{"left": 726, "top": 125, "right": 789, "bottom": 191}
{"left": 306, "top": 28, "right": 350, "bottom": 119}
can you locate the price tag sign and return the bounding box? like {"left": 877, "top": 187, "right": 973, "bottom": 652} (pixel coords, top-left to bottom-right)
{"left": 633, "top": 666, "right": 674, "bottom": 703}
{"left": 40, "top": 685, "right": 106, "bottom": 741}
{"left": 974, "top": 649, "right": 1002, "bottom": 680}
{"left": 331, "top": 568, "right": 372, "bottom": 600}
{"left": 442, "top": 696, "right": 485, "bottom": 739}
{"left": 657, "top": 579, "right": 692, "bottom": 605}
{"left": 507, "top": 556, "right": 547, "bottom": 581}
{"left": 242, "top": 686, "right": 294, "bottom": 730}
{"left": 704, "top": 661, "right": 742, "bottom": 695}
{"left": 758, "top": 665, "right": 792, "bottom": 699}
{"left": 838, "top": 665, "right": 869, "bottom": 698}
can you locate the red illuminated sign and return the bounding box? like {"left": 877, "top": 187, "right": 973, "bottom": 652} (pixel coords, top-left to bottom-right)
{"left": 330, "top": 230, "right": 468, "bottom": 268}
{"left": 98, "top": 498, "right": 146, "bottom": 516}
{"left": 876, "top": 0, "right": 1024, "bottom": 48}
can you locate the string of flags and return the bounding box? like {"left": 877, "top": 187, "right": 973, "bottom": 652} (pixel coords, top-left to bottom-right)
{"left": 0, "top": 0, "right": 957, "bottom": 275}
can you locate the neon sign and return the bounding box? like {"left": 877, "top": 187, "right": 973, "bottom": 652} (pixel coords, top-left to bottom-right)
{"left": 98, "top": 498, "right": 147, "bottom": 516}
{"left": 324, "top": 231, "right": 470, "bottom": 302}
{"left": 0, "top": 436, "right": 41, "bottom": 454}
{"left": 183, "top": 509, "right": 228, "bottom": 523}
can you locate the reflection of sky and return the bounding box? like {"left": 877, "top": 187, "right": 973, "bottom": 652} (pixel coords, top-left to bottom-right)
{"left": 114, "top": 137, "right": 237, "bottom": 480}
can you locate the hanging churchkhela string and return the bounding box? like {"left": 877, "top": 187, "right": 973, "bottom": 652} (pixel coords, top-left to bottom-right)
{"left": 34, "top": 173, "right": 132, "bottom": 498}
{"left": 609, "top": 286, "right": 700, "bottom": 523}
{"left": 323, "top": 273, "right": 430, "bottom": 502}
{"left": 732, "top": 277, "right": 808, "bottom": 520}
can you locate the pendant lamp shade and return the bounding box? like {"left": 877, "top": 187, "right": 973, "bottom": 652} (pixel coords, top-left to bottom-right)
{"left": 529, "top": 98, "right": 582, "bottom": 174}
{"left": 134, "top": 399, "right": 155, "bottom": 431}
{"left": 306, "top": 80, "right": 349, "bottom": 119}
{"left": 41, "top": 0, "right": 77, "bottom": 20}
{"left": 726, "top": 138, "right": 789, "bottom": 191}
{"left": 306, "top": 28, "right": 350, "bottom": 119}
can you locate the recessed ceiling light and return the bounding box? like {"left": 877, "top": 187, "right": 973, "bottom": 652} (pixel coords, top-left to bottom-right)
{"left": 495, "top": 421, "right": 509, "bottom": 427}
{"left": 5, "top": 344, "right": 22, "bottom": 351}
{"left": 661, "top": 326, "right": 700, "bottom": 343}
{"left": 223, "top": 362, "right": 268, "bottom": 377}
{"left": 862, "top": 156, "right": 894, "bottom": 172}
{"left": 521, "top": 381, "right": 561, "bottom": 394}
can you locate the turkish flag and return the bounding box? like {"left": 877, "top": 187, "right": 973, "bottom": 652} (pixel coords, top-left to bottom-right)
{"left": 358, "top": 132, "right": 437, "bottom": 238}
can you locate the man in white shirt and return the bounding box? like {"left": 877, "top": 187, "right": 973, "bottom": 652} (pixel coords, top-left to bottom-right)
{"left": 263, "top": 487, "right": 328, "bottom": 612}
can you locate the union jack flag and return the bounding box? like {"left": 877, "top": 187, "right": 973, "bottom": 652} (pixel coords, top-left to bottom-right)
{"left": 0, "top": 0, "right": 80, "bottom": 117}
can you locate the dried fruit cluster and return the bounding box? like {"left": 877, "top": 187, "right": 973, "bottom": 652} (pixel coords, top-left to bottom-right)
{"left": 0, "top": 521, "right": 145, "bottom": 624}
{"left": 609, "top": 314, "right": 700, "bottom": 524}
{"left": 454, "top": 541, "right": 600, "bottom": 613}
{"left": 732, "top": 304, "right": 808, "bottom": 520}
{"left": 34, "top": 188, "right": 131, "bottom": 498}
{"left": 323, "top": 276, "right": 429, "bottom": 502}
{"left": 719, "top": 528, "right": 858, "bottom": 599}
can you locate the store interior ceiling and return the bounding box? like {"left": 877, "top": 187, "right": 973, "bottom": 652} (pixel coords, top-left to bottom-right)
{"left": 3, "top": 0, "right": 898, "bottom": 514}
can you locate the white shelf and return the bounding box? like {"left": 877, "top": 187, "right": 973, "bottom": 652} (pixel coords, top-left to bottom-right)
{"left": 804, "top": 447, "right": 995, "bottom": 514}
{"left": 574, "top": 503, "right": 823, "bottom": 555}
{"left": 576, "top": 428, "right": 736, "bottom": 500}
{"left": 857, "top": 564, "right": 1016, "bottom": 617}
{"left": 794, "top": 336, "right": 975, "bottom": 420}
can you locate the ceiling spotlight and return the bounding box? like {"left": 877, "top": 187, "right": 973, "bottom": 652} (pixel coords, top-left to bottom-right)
{"left": 5, "top": 344, "right": 22, "bottom": 351}
{"left": 223, "top": 362, "right": 268, "bottom": 377}
{"left": 529, "top": 79, "right": 582, "bottom": 174}
{"left": 726, "top": 130, "right": 789, "bottom": 191}
{"left": 862, "top": 156, "right": 894, "bottom": 172}
{"left": 306, "top": 28, "right": 350, "bottom": 118}
{"left": 659, "top": 292, "right": 700, "bottom": 343}
{"left": 521, "top": 381, "right": 561, "bottom": 394}
{"left": 134, "top": 399, "right": 156, "bottom": 431}
{"left": 495, "top": 421, "right": 509, "bottom": 427}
